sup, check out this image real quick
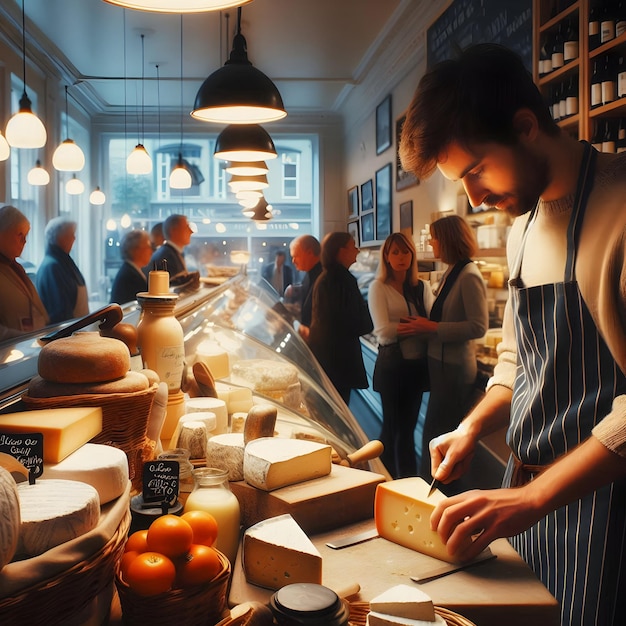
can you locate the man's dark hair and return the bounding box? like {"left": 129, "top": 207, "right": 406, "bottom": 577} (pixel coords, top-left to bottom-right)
{"left": 400, "top": 44, "right": 559, "bottom": 180}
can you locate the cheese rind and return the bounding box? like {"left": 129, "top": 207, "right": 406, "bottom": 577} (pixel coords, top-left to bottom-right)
{"left": 0, "top": 407, "right": 103, "bottom": 462}
{"left": 206, "top": 433, "right": 245, "bottom": 481}
{"left": 17, "top": 479, "right": 100, "bottom": 556}
{"left": 374, "top": 477, "right": 454, "bottom": 563}
{"left": 43, "top": 443, "right": 129, "bottom": 504}
{"left": 369, "top": 585, "right": 435, "bottom": 621}
{"left": 366, "top": 612, "right": 447, "bottom": 626}
{"left": 243, "top": 513, "right": 322, "bottom": 590}
{"left": 243, "top": 437, "right": 332, "bottom": 491}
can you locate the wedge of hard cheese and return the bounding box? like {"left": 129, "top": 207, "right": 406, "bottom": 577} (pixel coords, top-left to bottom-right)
{"left": 243, "top": 437, "right": 331, "bottom": 491}
{"left": 369, "top": 584, "right": 436, "bottom": 621}
{"left": 374, "top": 477, "right": 455, "bottom": 563}
{"left": 243, "top": 513, "right": 322, "bottom": 590}
{"left": 0, "top": 407, "right": 103, "bottom": 463}
{"left": 366, "top": 612, "right": 447, "bottom": 626}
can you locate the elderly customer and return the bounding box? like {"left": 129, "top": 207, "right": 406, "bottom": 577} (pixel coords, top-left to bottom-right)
{"left": 145, "top": 213, "right": 193, "bottom": 279}
{"left": 110, "top": 229, "right": 152, "bottom": 304}
{"left": 0, "top": 205, "right": 48, "bottom": 341}
{"left": 36, "top": 216, "right": 89, "bottom": 324}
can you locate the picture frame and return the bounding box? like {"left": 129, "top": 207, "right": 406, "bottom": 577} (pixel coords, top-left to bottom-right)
{"left": 360, "top": 211, "right": 375, "bottom": 245}
{"left": 360, "top": 179, "right": 374, "bottom": 213}
{"left": 376, "top": 94, "right": 392, "bottom": 155}
{"left": 347, "top": 186, "right": 359, "bottom": 219}
{"left": 399, "top": 200, "right": 413, "bottom": 236}
{"left": 375, "top": 163, "right": 392, "bottom": 241}
{"left": 347, "top": 219, "right": 360, "bottom": 247}
{"left": 395, "top": 114, "right": 419, "bottom": 191}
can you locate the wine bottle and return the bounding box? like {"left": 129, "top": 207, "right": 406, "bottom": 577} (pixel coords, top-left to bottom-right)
{"left": 539, "top": 39, "right": 552, "bottom": 76}
{"left": 591, "top": 59, "right": 603, "bottom": 108}
{"left": 589, "top": 3, "right": 601, "bottom": 50}
{"left": 601, "top": 54, "right": 616, "bottom": 105}
{"left": 591, "top": 121, "right": 603, "bottom": 151}
{"left": 551, "top": 23, "right": 564, "bottom": 71}
{"left": 618, "top": 55, "right": 626, "bottom": 98}
{"left": 551, "top": 84, "right": 562, "bottom": 121}
{"left": 602, "top": 120, "right": 616, "bottom": 153}
{"left": 559, "top": 81, "right": 568, "bottom": 119}
{"left": 617, "top": 0, "right": 626, "bottom": 37}
{"left": 563, "top": 19, "right": 579, "bottom": 63}
{"left": 617, "top": 118, "right": 626, "bottom": 153}
{"left": 565, "top": 75, "right": 578, "bottom": 117}
{"left": 600, "top": 0, "right": 616, "bottom": 44}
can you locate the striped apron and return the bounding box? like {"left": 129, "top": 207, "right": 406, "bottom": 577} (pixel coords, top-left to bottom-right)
{"left": 503, "top": 142, "right": 626, "bottom": 626}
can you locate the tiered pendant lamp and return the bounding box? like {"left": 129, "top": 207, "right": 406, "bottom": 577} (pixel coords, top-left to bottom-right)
{"left": 228, "top": 173, "right": 268, "bottom": 193}
{"left": 225, "top": 160, "right": 268, "bottom": 176}
{"left": 242, "top": 196, "right": 272, "bottom": 221}
{"left": 214, "top": 124, "right": 277, "bottom": 162}
{"left": 127, "top": 34, "right": 152, "bottom": 175}
{"left": 102, "top": 0, "right": 252, "bottom": 13}
{"left": 52, "top": 86, "right": 86, "bottom": 172}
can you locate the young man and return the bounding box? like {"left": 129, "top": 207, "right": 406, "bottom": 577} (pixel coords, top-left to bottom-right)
{"left": 400, "top": 44, "right": 626, "bottom": 626}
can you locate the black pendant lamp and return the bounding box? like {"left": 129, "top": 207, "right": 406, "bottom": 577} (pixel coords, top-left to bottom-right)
{"left": 214, "top": 124, "right": 277, "bottom": 162}
{"left": 191, "top": 6, "right": 286, "bottom": 124}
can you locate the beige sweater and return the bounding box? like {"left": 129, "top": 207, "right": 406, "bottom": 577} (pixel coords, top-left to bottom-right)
{"left": 488, "top": 150, "right": 626, "bottom": 457}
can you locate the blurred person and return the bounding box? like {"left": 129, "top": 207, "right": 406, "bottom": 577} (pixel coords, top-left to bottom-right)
{"left": 369, "top": 232, "right": 433, "bottom": 478}
{"left": 150, "top": 222, "right": 164, "bottom": 250}
{"left": 146, "top": 214, "right": 193, "bottom": 278}
{"left": 262, "top": 250, "right": 294, "bottom": 297}
{"left": 110, "top": 229, "right": 152, "bottom": 304}
{"left": 308, "top": 232, "right": 373, "bottom": 404}
{"left": 288, "top": 234, "right": 322, "bottom": 340}
{"left": 0, "top": 205, "right": 48, "bottom": 341}
{"left": 36, "top": 216, "right": 89, "bottom": 324}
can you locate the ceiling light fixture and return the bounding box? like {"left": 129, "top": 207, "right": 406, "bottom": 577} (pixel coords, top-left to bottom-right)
{"left": 214, "top": 124, "right": 277, "bottom": 162}
{"left": 27, "top": 159, "right": 49, "bottom": 186}
{"left": 226, "top": 160, "right": 268, "bottom": 176}
{"left": 243, "top": 195, "right": 272, "bottom": 221}
{"left": 5, "top": 0, "right": 47, "bottom": 149}
{"left": 102, "top": 0, "right": 252, "bottom": 13}
{"left": 89, "top": 186, "right": 107, "bottom": 205}
{"left": 0, "top": 133, "right": 10, "bottom": 161}
{"left": 170, "top": 16, "right": 192, "bottom": 190}
{"left": 126, "top": 33, "right": 152, "bottom": 175}
{"left": 228, "top": 173, "right": 268, "bottom": 192}
{"left": 52, "top": 86, "right": 86, "bottom": 172}
{"left": 66, "top": 174, "right": 85, "bottom": 195}
{"left": 191, "top": 6, "right": 286, "bottom": 124}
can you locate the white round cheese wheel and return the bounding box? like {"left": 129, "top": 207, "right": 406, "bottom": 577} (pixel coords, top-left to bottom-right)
{"left": 43, "top": 443, "right": 129, "bottom": 504}
{"left": 17, "top": 479, "right": 100, "bottom": 557}
{"left": 206, "top": 433, "right": 245, "bottom": 481}
{"left": 195, "top": 340, "right": 230, "bottom": 379}
{"left": 231, "top": 359, "right": 299, "bottom": 391}
{"left": 185, "top": 397, "right": 228, "bottom": 434}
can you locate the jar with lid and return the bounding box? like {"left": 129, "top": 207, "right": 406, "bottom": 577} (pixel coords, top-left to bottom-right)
{"left": 270, "top": 583, "right": 350, "bottom": 626}
{"left": 157, "top": 448, "right": 194, "bottom": 505}
{"left": 184, "top": 467, "right": 241, "bottom": 564}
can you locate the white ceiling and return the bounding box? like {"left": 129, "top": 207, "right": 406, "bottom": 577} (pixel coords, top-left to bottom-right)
{"left": 1, "top": 0, "right": 427, "bottom": 120}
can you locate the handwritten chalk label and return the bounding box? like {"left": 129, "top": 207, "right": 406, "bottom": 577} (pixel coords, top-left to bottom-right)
{"left": 0, "top": 431, "right": 44, "bottom": 481}
{"left": 142, "top": 459, "right": 179, "bottom": 504}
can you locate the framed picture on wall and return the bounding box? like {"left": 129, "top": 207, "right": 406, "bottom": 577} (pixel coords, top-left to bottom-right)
{"left": 376, "top": 94, "right": 392, "bottom": 155}
{"left": 361, "top": 179, "right": 374, "bottom": 213}
{"left": 375, "top": 163, "right": 392, "bottom": 241}
{"left": 347, "top": 186, "right": 359, "bottom": 219}
{"left": 395, "top": 114, "right": 419, "bottom": 191}
{"left": 399, "top": 200, "right": 413, "bottom": 236}
{"left": 361, "top": 211, "right": 375, "bottom": 245}
{"left": 347, "top": 219, "right": 360, "bottom": 246}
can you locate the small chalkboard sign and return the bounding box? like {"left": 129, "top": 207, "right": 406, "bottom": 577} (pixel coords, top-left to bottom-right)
{"left": 427, "top": 0, "right": 532, "bottom": 70}
{"left": 0, "top": 431, "right": 43, "bottom": 481}
{"left": 142, "top": 459, "right": 180, "bottom": 505}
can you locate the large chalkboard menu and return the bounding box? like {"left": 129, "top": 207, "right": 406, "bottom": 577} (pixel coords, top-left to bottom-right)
{"left": 427, "top": 0, "right": 532, "bottom": 70}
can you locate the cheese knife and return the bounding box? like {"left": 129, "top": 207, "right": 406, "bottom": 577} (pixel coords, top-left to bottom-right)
{"left": 427, "top": 476, "right": 439, "bottom": 497}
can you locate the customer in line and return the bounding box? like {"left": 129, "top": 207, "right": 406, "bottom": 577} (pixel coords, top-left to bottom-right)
{"left": 0, "top": 205, "right": 48, "bottom": 341}
{"left": 400, "top": 43, "right": 626, "bottom": 626}
{"left": 261, "top": 250, "right": 294, "bottom": 297}
{"left": 369, "top": 232, "right": 433, "bottom": 478}
{"left": 110, "top": 229, "right": 152, "bottom": 304}
{"left": 146, "top": 214, "right": 193, "bottom": 278}
{"left": 308, "top": 231, "right": 373, "bottom": 404}
{"left": 150, "top": 222, "right": 164, "bottom": 250}
{"left": 36, "top": 216, "right": 89, "bottom": 324}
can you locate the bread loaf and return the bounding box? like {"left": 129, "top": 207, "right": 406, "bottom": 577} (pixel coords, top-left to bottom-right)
{"left": 38, "top": 332, "right": 130, "bottom": 383}
{"left": 27, "top": 371, "right": 150, "bottom": 398}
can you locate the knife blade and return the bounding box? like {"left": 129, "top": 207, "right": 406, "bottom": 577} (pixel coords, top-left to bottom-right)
{"left": 427, "top": 476, "right": 438, "bottom": 497}
{"left": 410, "top": 549, "right": 496, "bottom": 583}
{"left": 326, "top": 528, "right": 379, "bottom": 549}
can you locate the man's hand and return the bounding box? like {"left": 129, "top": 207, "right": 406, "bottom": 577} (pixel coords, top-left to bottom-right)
{"left": 429, "top": 422, "right": 477, "bottom": 483}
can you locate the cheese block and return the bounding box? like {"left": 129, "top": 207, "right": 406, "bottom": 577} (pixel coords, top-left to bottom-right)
{"left": 17, "top": 479, "right": 100, "bottom": 556}
{"left": 195, "top": 340, "right": 230, "bottom": 379}
{"left": 43, "top": 443, "right": 129, "bottom": 504}
{"left": 185, "top": 397, "right": 228, "bottom": 435}
{"left": 232, "top": 464, "right": 385, "bottom": 534}
{"left": 231, "top": 412, "right": 247, "bottom": 433}
{"left": 366, "top": 612, "right": 447, "bottom": 626}
{"left": 206, "top": 433, "right": 245, "bottom": 481}
{"left": 27, "top": 370, "right": 149, "bottom": 398}
{"left": 177, "top": 420, "right": 208, "bottom": 460}
{"left": 369, "top": 585, "right": 436, "bottom": 621}
{"left": 374, "top": 477, "right": 455, "bottom": 563}
{"left": 243, "top": 437, "right": 332, "bottom": 491}
{"left": 215, "top": 382, "right": 254, "bottom": 415}
{"left": 38, "top": 332, "right": 130, "bottom": 383}
{"left": 0, "top": 407, "right": 103, "bottom": 463}
{"left": 242, "top": 514, "right": 322, "bottom": 590}
{"left": 170, "top": 411, "right": 217, "bottom": 451}
{"left": 244, "top": 404, "right": 277, "bottom": 444}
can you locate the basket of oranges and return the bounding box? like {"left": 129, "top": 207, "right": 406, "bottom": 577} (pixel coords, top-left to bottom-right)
{"left": 115, "top": 511, "right": 231, "bottom": 626}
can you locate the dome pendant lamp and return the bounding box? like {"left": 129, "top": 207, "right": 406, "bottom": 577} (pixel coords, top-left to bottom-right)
{"left": 102, "top": 0, "right": 252, "bottom": 13}
{"left": 0, "top": 133, "right": 10, "bottom": 161}
{"left": 127, "top": 34, "right": 152, "bottom": 175}
{"left": 52, "top": 86, "right": 86, "bottom": 172}
{"left": 89, "top": 186, "right": 106, "bottom": 205}
{"left": 5, "top": 0, "right": 47, "bottom": 149}
{"left": 191, "top": 6, "right": 286, "bottom": 124}
{"left": 27, "top": 159, "right": 50, "bottom": 186}
{"left": 66, "top": 174, "right": 85, "bottom": 195}
{"left": 214, "top": 124, "right": 277, "bottom": 162}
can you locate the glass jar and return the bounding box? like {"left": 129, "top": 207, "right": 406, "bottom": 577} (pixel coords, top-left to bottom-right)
{"left": 184, "top": 467, "right": 241, "bottom": 564}
{"left": 270, "top": 583, "right": 350, "bottom": 626}
{"left": 157, "top": 448, "right": 194, "bottom": 505}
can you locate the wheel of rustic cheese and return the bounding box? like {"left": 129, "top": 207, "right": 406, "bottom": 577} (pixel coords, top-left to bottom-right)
{"left": 27, "top": 371, "right": 150, "bottom": 398}
{"left": 0, "top": 465, "right": 20, "bottom": 571}
{"left": 38, "top": 332, "right": 131, "bottom": 383}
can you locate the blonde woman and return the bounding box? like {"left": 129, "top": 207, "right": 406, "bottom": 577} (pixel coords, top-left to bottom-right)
{"left": 368, "top": 232, "right": 433, "bottom": 478}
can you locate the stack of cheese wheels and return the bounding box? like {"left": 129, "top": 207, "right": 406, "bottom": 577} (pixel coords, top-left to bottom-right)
{"left": 367, "top": 585, "right": 447, "bottom": 626}
{"left": 231, "top": 359, "right": 302, "bottom": 409}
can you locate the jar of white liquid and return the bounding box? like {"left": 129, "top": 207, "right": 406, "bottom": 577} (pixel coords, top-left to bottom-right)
{"left": 184, "top": 467, "right": 241, "bottom": 565}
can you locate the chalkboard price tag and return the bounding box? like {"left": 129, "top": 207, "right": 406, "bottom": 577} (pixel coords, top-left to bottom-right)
{"left": 0, "top": 431, "right": 44, "bottom": 482}
{"left": 142, "top": 459, "right": 180, "bottom": 504}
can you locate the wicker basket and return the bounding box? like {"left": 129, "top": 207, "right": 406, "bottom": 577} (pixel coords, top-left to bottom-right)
{"left": 348, "top": 602, "right": 477, "bottom": 626}
{"left": 0, "top": 508, "right": 131, "bottom": 625}
{"left": 115, "top": 548, "right": 231, "bottom": 626}
{"left": 22, "top": 383, "right": 158, "bottom": 490}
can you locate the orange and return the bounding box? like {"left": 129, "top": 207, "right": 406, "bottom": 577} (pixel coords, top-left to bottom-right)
{"left": 146, "top": 514, "right": 194, "bottom": 558}
{"left": 175, "top": 544, "right": 222, "bottom": 587}
{"left": 181, "top": 510, "right": 219, "bottom": 547}
{"left": 119, "top": 550, "right": 140, "bottom": 582}
{"left": 124, "top": 529, "right": 148, "bottom": 554}
{"left": 125, "top": 551, "right": 176, "bottom": 596}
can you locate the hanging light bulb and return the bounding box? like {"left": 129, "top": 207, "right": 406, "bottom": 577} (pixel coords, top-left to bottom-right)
{"left": 121, "top": 214, "right": 132, "bottom": 228}
{"left": 106, "top": 219, "right": 117, "bottom": 231}
{"left": 27, "top": 159, "right": 49, "bottom": 186}
{"left": 214, "top": 124, "right": 277, "bottom": 162}
{"left": 52, "top": 86, "right": 85, "bottom": 172}
{"left": 66, "top": 174, "right": 85, "bottom": 195}
{"left": 102, "top": 0, "right": 252, "bottom": 12}
{"left": 0, "top": 133, "right": 10, "bottom": 161}
{"left": 89, "top": 186, "right": 106, "bottom": 205}
{"left": 5, "top": 0, "right": 47, "bottom": 148}
{"left": 226, "top": 160, "right": 268, "bottom": 176}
